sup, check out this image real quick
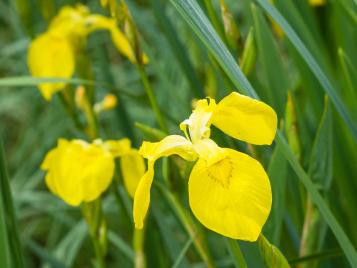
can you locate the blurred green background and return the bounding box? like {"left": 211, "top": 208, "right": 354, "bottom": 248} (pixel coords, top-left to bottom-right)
{"left": 0, "top": 0, "right": 356, "bottom": 267}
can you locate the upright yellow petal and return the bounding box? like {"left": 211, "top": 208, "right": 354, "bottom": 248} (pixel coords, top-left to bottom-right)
{"left": 120, "top": 148, "right": 146, "bottom": 198}
{"left": 133, "top": 135, "right": 197, "bottom": 228}
{"left": 189, "top": 148, "right": 272, "bottom": 241}
{"left": 41, "top": 139, "right": 115, "bottom": 206}
{"left": 28, "top": 33, "right": 75, "bottom": 101}
{"left": 180, "top": 98, "right": 216, "bottom": 143}
{"left": 211, "top": 92, "right": 277, "bottom": 145}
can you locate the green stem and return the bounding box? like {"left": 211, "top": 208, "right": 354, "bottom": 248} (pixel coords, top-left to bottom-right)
{"left": 82, "top": 201, "right": 107, "bottom": 268}
{"left": 226, "top": 238, "right": 247, "bottom": 268}
{"left": 58, "top": 91, "right": 85, "bottom": 132}
{"left": 90, "top": 231, "right": 106, "bottom": 268}
{"left": 155, "top": 182, "right": 215, "bottom": 268}
{"left": 136, "top": 64, "right": 168, "bottom": 133}
{"left": 133, "top": 228, "right": 146, "bottom": 268}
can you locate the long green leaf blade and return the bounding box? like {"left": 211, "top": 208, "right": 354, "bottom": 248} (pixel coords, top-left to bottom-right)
{"left": 0, "top": 138, "right": 25, "bottom": 268}
{"left": 255, "top": 0, "right": 357, "bottom": 143}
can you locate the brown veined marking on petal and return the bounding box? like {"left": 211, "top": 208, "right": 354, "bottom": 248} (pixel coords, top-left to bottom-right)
{"left": 206, "top": 157, "right": 233, "bottom": 189}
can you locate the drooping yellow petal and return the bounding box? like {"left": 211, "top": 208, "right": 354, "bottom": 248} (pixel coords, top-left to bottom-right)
{"left": 180, "top": 98, "right": 216, "bottom": 143}
{"left": 133, "top": 135, "right": 197, "bottom": 228}
{"left": 211, "top": 92, "right": 277, "bottom": 145}
{"left": 189, "top": 148, "right": 272, "bottom": 241}
{"left": 120, "top": 148, "right": 146, "bottom": 198}
{"left": 133, "top": 163, "right": 154, "bottom": 229}
{"left": 41, "top": 139, "right": 115, "bottom": 206}
{"left": 28, "top": 33, "right": 75, "bottom": 101}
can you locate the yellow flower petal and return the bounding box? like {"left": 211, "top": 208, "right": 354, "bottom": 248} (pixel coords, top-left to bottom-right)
{"left": 28, "top": 33, "right": 75, "bottom": 101}
{"left": 139, "top": 135, "right": 197, "bottom": 162}
{"left": 309, "top": 0, "right": 325, "bottom": 6}
{"left": 41, "top": 139, "right": 114, "bottom": 206}
{"left": 188, "top": 148, "right": 272, "bottom": 241}
{"left": 211, "top": 92, "right": 277, "bottom": 145}
{"left": 103, "top": 138, "right": 131, "bottom": 157}
{"left": 192, "top": 138, "right": 225, "bottom": 166}
{"left": 109, "top": 24, "right": 137, "bottom": 63}
{"left": 120, "top": 148, "right": 146, "bottom": 198}
{"left": 134, "top": 135, "right": 197, "bottom": 228}
{"left": 133, "top": 162, "right": 154, "bottom": 229}
{"left": 180, "top": 98, "right": 216, "bottom": 143}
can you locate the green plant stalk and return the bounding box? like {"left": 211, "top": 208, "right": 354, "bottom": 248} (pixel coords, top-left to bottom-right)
{"left": 82, "top": 201, "right": 106, "bottom": 268}
{"left": 299, "top": 196, "right": 321, "bottom": 268}
{"left": 226, "top": 238, "right": 247, "bottom": 268}
{"left": 133, "top": 228, "right": 146, "bottom": 268}
{"left": 112, "top": 166, "right": 146, "bottom": 268}
{"left": 156, "top": 182, "right": 215, "bottom": 268}
{"left": 136, "top": 64, "right": 168, "bottom": 133}
{"left": 58, "top": 90, "right": 85, "bottom": 132}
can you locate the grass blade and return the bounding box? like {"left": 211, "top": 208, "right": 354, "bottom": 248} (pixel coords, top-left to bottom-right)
{"left": 169, "top": 0, "right": 357, "bottom": 265}
{"left": 251, "top": 3, "right": 288, "bottom": 116}
{"left": 171, "top": 235, "right": 194, "bottom": 268}
{"left": 0, "top": 167, "right": 11, "bottom": 268}
{"left": 0, "top": 138, "right": 25, "bottom": 268}
{"left": 255, "top": 0, "right": 357, "bottom": 143}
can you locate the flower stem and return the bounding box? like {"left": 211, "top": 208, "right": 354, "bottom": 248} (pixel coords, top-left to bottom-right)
{"left": 133, "top": 228, "right": 146, "bottom": 268}
{"left": 136, "top": 63, "right": 168, "bottom": 133}
{"left": 226, "top": 238, "right": 247, "bottom": 268}
{"left": 155, "top": 182, "right": 215, "bottom": 268}
{"left": 82, "top": 200, "right": 107, "bottom": 268}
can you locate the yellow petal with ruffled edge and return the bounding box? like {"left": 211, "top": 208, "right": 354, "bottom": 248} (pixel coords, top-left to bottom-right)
{"left": 211, "top": 92, "right": 277, "bottom": 145}
{"left": 120, "top": 148, "right": 146, "bottom": 198}
{"left": 41, "top": 139, "right": 114, "bottom": 206}
{"left": 134, "top": 135, "right": 197, "bottom": 228}
{"left": 28, "top": 33, "right": 75, "bottom": 101}
{"left": 189, "top": 148, "right": 272, "bottom": 241}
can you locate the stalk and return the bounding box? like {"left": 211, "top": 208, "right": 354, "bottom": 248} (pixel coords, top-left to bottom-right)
{"left": 136, "top": 63, "right": 168, "bottom": 133}
{"left": 156, "top": 182, "right": 215, "bottom": 268}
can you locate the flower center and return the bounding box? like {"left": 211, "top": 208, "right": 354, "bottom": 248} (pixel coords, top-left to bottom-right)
{"left": 207, "top": 157, "right": 233, "bottom": 189}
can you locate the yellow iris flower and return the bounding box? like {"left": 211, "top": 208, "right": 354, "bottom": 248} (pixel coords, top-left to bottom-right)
{"left": 41, "top": 138, "right": 145, "bottom": 206}
{"left": 134, "top": 92, "right": 277, "bottom": 241}
{"left": 28, "top": 4, "right": 147, "bottom": 101}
